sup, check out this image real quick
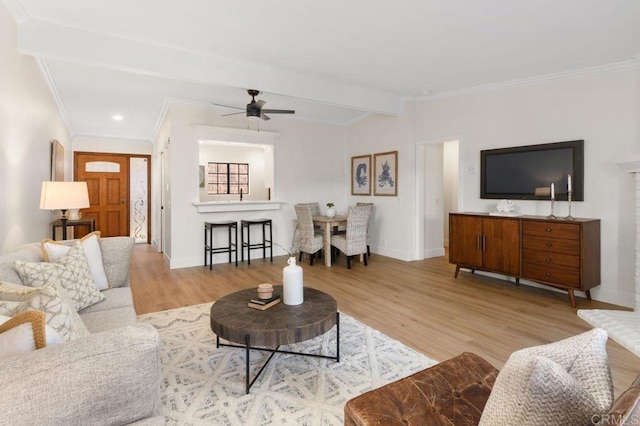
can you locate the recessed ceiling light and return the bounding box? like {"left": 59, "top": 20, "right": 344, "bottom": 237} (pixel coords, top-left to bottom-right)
{"left": 112, "top": 115, "right": 123, "bottom": 121}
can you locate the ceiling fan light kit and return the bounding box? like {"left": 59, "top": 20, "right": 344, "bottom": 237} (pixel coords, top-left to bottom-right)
{"left": 213, "top": 89, "right": 295, "bottom": 122}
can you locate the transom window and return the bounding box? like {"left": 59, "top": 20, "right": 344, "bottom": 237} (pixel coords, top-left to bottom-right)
{"left": 207, "top": 162, "right": 249, "bottom": 195}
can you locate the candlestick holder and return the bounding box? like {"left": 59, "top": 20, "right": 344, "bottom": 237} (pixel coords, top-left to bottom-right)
{"left": 565, "top": 190, "right": 574, "bottom": 220}
{"left": 547, "top": 197, "right": 557, "bottom": 219}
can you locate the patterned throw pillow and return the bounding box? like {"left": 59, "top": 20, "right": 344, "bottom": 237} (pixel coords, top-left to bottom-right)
{"left": 41, "top": 231, "right": 109, "bottom": 290}
{"left": 0, "top": 282, "right": 89, "bottom": 342}
{"left": 479, "top": 328, "right": 613, "bottom": 426}
{"left": 15, "top": 242, "right": 105, "bottom": 311}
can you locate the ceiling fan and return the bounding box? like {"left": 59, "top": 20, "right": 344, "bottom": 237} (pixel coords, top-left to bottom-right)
{"left": 213, "top": 89, "right": 295, "bottom": 121}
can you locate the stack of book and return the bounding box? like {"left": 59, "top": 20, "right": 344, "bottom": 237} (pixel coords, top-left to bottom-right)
{"left": 248, "top": 294, "right": 281, "bottom": 310}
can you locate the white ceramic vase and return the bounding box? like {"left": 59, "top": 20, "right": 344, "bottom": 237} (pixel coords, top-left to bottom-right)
{"left": 283, "top": 256, "right": 304, "bottom": 305}
{"left": 326, "top": 207, "right": 336, "bottom": 218}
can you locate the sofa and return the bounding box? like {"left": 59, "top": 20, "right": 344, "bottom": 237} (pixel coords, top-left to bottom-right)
{"left": 0, "top": 237, "right": 163, "bottom": 426}
{"left": 345, "top": 351, "right": 640, "bottom": 425}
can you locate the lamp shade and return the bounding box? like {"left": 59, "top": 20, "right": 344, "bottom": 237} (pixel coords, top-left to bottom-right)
{"left": 40, "top": 181, "right": 90, "bottom": 216}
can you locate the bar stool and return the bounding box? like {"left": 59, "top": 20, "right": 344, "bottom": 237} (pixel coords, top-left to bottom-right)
{"left": 240, "top": 219, "right": 273, "bottom": 265}
{"left": 204, "top": 221, "right": 238, "bottom": 270}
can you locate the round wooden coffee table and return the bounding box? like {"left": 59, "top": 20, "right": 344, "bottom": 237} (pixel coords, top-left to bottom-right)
{"left": 210, "top": 286, "right": 339, "bottom": 393}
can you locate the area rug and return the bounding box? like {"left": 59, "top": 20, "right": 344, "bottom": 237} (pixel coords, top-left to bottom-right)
{"left": 138, "top": 303, "right": 437, "bottom": 425}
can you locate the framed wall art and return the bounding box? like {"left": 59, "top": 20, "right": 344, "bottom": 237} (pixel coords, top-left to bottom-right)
{"left": 51, "top": 139, "right": 64, "bottom": 181}
{"left": 351, "top": 154, "right": 371, "bottom": 195}
{"left": 374, "top": 150, "right": 398, "bottom": 196}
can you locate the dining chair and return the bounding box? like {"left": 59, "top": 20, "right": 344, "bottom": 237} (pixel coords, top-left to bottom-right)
{"left": 294, "top": 203, "right": 324, "bottom": 265}
{"left": 330, "top": 205, "right": 371, "bottom": 269}
{"left": 356, "top": 202, "right": 374, "bottom": 256}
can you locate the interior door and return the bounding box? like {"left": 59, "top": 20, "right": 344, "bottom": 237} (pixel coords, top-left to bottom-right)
{"left": 74, "top": 153, "right": 129, "bottom": 237}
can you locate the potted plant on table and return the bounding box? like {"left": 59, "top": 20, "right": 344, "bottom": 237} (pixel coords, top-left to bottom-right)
{"left": 326, "top": 202, "right": 336, "bottom": 218}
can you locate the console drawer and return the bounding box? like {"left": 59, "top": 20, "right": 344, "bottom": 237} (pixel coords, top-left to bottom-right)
{"left": 522, "top": 235, "right": 580, "bottom": 255}
{"left": 521, "top": 249, "right": 579, "bottom": 270}
{"left": 522, "top": 221, "right": 580, "bottom": 240}
{"left": 522, "top": 263, "right": 580, "bottom": 288}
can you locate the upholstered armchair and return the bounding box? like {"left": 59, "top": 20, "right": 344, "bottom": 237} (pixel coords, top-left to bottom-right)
{"left": 294, "top": 203, "right": 324, "bottom": 265}
{"left": 330, "top": 205, "right": 371, "bottom": 269}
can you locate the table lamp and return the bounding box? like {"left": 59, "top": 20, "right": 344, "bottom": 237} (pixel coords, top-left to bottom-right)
{"left": 40, "top": 181, "right": 90, "bottom": 240}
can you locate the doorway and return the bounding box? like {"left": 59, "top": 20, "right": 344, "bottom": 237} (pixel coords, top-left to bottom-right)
{"left": 74, "top": 152, "right": 151, "bottom": 241}
{"left": 414, "top": 139, "right": 459, "bottom": 260}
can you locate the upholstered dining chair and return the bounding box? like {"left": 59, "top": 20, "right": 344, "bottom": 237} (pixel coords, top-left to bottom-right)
{"left": 330, "top": 205, "right": 371, "bottom": 269}
{"left": 294, "top": 203, "right": 324, "bottom": 265}
{"left": 356, "top": 202, "right": 374, "bottom": 256}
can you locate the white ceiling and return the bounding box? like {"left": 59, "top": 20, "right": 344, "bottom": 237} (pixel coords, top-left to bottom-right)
{"left": 5, "top": 0, "right": 640, "bottom": 141}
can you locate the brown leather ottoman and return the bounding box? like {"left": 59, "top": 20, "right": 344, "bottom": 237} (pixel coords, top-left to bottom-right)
{"left": 344, "top": 352, "right": 499, "bottom": 426}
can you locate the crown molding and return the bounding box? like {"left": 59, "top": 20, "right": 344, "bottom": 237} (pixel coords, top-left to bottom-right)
{"left": 2, "top": 0, "right": 28, "bottom": 23}
{"left": 420, "top": 60, "right": 640, "bottom": 101}
{"left": 35, "top": 57, "right": 73, "bottom": 135}
{"left": 72, "top": 132, "right": 152, "bottom": 144}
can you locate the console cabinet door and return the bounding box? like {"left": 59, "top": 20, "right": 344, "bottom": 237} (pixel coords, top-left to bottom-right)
{"left": 449, "top": 214, "right": 483, "bottom": 269}
{"left": 483, "top": 217, "right": 520, "bottom": 276}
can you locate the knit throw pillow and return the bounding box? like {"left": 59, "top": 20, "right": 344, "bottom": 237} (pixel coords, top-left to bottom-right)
{"left": 479, "top": 328, "right": 613, "bottom": 426}
{"left": 15, "top": 242, "right": 105, "bottom": 311}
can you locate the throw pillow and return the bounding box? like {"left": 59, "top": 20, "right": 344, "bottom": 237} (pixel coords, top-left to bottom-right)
{"left": 41, "top": 231, "right": 109, "bottom": 290}
{"left": 0, "top": 311, "right": 61, "bottom": 359}
{"left": 479, "top": 328, "right": 613, "bottom": 426}
{"left": 0, "top": 281, "right": 90, "bottom": 341}
{"left": 15, "top": 242, "right": 105, "bottom": 311}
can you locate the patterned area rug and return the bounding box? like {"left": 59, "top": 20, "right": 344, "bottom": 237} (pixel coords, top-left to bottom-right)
{"left": 138, "top": 303, "right": 437, "bottom": 425}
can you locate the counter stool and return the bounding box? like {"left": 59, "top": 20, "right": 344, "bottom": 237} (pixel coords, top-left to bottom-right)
{"left": 240, "top": 219, "right": 273, "bottom": 265}
{"left": 204, "top": 221, "right": 238, "bottom": 270}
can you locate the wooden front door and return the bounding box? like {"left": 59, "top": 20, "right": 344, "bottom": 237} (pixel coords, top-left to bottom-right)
{"left": 74, "top": 153, "right": 129, "bottom": 237}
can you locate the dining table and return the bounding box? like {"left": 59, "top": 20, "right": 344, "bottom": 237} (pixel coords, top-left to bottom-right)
{"left": 312, "top": 215, "right": 348, "bottom": 267}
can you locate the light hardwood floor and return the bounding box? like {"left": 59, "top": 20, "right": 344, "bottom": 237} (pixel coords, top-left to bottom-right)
{"left": 130, "top": 244, "right": 639, "bottom": 396}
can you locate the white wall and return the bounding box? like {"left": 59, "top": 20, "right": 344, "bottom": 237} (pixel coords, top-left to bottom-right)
{"left": 163, "top": 103, "right": 348, "bottom": 268}
{"left": 346, "top": 105, "right": 418, "bottom": 260}
{"left": 417, "top": 69, "right": 640, "bottom": 307}
{"left": 0, "top": 4, "right": 71, "bottom": 253}
{"left": 73, "top": 135, "right": 152, "bottom": 155}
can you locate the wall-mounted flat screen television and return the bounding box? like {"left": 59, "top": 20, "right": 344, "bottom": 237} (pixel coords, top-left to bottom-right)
{"left": 480, "top": 140, "right": 584, "bottom": 201}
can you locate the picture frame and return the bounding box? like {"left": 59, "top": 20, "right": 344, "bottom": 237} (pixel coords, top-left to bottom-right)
{"left": 51, "top": 140, "right": 64, "bottom": 181}
{"left": 199, "top": 165, "right": 205, "bottom": 188}
{"left": 374, "top": 151, "right": 398, "bottom": 196}
{"left": 351, "top": 154, "right": 371, "bottom": 195}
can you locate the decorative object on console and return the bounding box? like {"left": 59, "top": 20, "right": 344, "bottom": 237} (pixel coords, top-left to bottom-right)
{"left": 374, "top": 151, "right": 398, "bottom": 196}
{"left": 40, "top": 181, "right": 90, "bottom": 240}
{"left": 566, "top": 174, "right": 574, "bottom": 220}
{"left": 547, "top": 182, "right": 557, "bottom": 219}
{"left": 283, "top": 257, "right": 303, "bottom": 305}
{"left": 489, "top": 199, "right": 523, "bottom": 217}
{"left": 325, "top": 202, "right": 336, "bottom": 218}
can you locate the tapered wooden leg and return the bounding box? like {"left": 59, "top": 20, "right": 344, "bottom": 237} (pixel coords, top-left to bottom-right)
{"left": 347, "top": 256, "right": 352, "bottom": 269}
{"left": 363, "top": 254, "right": 367, "bottom": 266}
{"left": 310, "top": 253, "right": 314, "bottom": 266}
{"left": 585, "top": 290, "right": 592, "bottom": 301}
{"left": 515, "top": 277, "right": 520, "bottom": 286}
{"left": 568, "top": 289, "right": 576, "bottom": 308}
{"left": 454, "top": 265, "right": 460, "bottom": 278}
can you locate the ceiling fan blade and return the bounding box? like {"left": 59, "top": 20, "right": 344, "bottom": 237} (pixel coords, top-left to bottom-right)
{"left": 222, "top": 111, "right": 245, "bottom": 117}
{"left": 262, "top": 109, "right": 295, "bottom": 114}
{"left": 211, "top": 102, "right": 244, "bottom": 110}
{"left": 260, "top": 112, "right": 271, "bottom": 121}
{"left": 254, "top": 100, "right": 266, "bottom": 109}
